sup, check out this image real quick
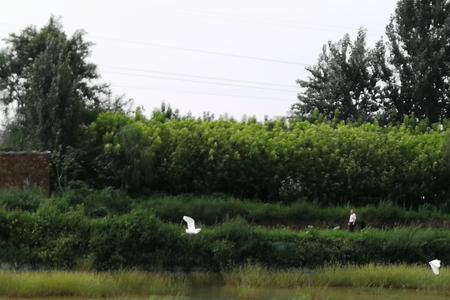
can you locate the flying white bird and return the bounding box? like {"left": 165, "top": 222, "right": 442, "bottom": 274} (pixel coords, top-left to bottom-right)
{"left": 429, "top": 259, "right": 441, "bottom": 275}
{"left": 183, "top": 216, "right": 201, "bottom": 234}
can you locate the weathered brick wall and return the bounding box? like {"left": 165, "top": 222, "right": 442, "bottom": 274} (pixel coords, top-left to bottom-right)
{"left": 0, "top": 152, "right": 50, "bottom": 194}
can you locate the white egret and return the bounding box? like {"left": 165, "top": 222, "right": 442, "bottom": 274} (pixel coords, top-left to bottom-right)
{"left": 183, "top": 216, "right": 201, "bottom": 234}
{"left": 429, "top": 259, "right": 441, "bottom": 275}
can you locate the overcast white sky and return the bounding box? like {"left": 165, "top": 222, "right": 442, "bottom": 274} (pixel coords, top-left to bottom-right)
{"left": 0, "top": 0, "right": 398, "bottom": 122}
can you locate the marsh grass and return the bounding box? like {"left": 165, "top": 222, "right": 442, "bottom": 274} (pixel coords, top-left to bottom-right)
{"left": 0, "top": 266, "right": 447, "bottom": 298}
{"left": 225, "top": 264, "right": 450, "bottom": 291}
{"left": 0, "top": 271, "right": 189, "bottom": 297}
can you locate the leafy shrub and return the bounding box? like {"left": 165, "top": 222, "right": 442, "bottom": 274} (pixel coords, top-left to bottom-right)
{"left": 0, "top": 204, "right": 449, "bottom": 271}
{"left": 0, "top": 189, "right": 44, "bottom": 212}
{"left": 56, "top": 187, "right": 132, "bottom": 217}
{"left": 137, "top": 194, "right": 450, "bottom": 228}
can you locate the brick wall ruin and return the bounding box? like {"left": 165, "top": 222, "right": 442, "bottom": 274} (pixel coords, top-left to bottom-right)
{"left": 0, "top": 152, "right": 50, "bottom": 194}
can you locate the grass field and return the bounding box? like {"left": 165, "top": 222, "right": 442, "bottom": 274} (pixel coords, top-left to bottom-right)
{"left": 0, "top": 265, "right": 446, "bottom": 298}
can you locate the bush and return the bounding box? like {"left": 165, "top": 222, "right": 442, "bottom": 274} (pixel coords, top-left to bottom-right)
{"left": 54, "top": 187, "right": 132, "bottom": 217}
{"left": 0, "top": 204, "right": 449, "bottom": 271}
{"left": 0, "top": 189, "right": 45, "bottom": 212}
{"left": 136, "top": 194, "right": 450, "bottom": 228}
{"left": 2, "top": 189, "right": 449, "bottom": 228}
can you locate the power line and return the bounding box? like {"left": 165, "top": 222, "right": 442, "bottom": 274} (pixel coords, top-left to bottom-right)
{"left": 100, "top": 65, "right": 297, "bottom": 88}
{"left": 110, "top": 83, "right": 297, "bottom": 103}
{"left": 1, "top": 23, "right": 308, "bottom": 66}
{"left": 0, "top": 22, "right": 309, "bottom": 67}
{"left": 89, "top": 34, "right": 308, "bottom": 66}
{"left": 102, "top": 70, "right": 298, "bottom": 93}
{"left": 175, "top": 9, "right": 358, "bottom": 33}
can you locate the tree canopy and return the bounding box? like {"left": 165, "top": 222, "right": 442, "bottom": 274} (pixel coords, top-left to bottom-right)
{"left": 0, "top": 17, "right": 111, "bottom": 150}
{"left": 386, "top": 0, "right": 450, "bottom": 123}
{"left": 293, "top": 0, "right": 450, "bottom": 123}
{"left": 292, "top": 29, "right": 391, "bottom": 122}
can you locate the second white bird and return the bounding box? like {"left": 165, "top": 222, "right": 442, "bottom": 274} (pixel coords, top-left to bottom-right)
{"left": 183, "top": 216, "right": 202, "bottom": 234}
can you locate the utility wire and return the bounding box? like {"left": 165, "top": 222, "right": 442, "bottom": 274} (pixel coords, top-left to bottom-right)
{"left": 0, "top": 22, "right": 308, "bottom": 67}
{"left": 175, "top": 9, "right": 357, "bottom": 32}
{"left": 103, "top": 70, "right": 298, "bottom": 93}
{"left": 90, "top": 34, "right": 308, "bottom": 66}
{"left": 110, "top": 83, "right": 297, "bottom": 103}
{"left": 100, "top": 65, "right": 297, "bottom": 88}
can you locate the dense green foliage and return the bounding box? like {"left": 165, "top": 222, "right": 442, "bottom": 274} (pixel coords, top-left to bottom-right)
{"left": 2, "top": 209, "right": 450, "bottom": 271}
{"left": 137, "top": 195, "right": 450, "bottom": 228}
{"left": 0, "top": 190, "right": 449, "bottom": 271}
{"left": 80, "top": 112, "right": 450, "bottom": 205}
{"left": 3, "top": 189, "right": 450, "bottom": 227}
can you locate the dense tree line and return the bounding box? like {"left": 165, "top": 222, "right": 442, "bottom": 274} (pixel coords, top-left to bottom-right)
{"left": 74, "top": 111, "right": 450, "bottom": 206}
{"left": 292, "top": 0, "right": 450, "bottom": 123}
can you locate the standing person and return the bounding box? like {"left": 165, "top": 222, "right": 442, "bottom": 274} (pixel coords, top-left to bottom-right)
{"left": 348, "top": 209, "right": 357, "bottom": 232}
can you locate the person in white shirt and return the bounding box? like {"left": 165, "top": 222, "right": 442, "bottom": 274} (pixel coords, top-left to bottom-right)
{"left": 348, "top": 209, "right": 357, "bottom": 231}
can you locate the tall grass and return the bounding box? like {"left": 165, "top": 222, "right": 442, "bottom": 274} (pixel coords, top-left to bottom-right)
{"left": 0, "top": 266, "right": 447, "bottom": 298}
{"left": 0, "top": 271, "right": 189, "bottom": 297}
{"left": 225, "top": 264, "right": 450, "bottom": 291}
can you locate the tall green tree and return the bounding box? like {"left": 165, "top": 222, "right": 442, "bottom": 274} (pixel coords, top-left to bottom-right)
{"left": 386, "top": 0, "right": 450, "bottom": 123}
{"left": 0, "top": 17, "right": 110, "bottom": 150}
{"left": 292, "top": 28, "right": 391, "bottom": 122}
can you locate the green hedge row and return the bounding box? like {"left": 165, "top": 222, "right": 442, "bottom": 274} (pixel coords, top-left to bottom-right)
{"left": 80, "top": 112, "right": 450, "bottom": 206}
{"left": 136, "top": 194, "right": 450, "bottom": 228}
{"left": 0, "top": 202, "right": 449, "bottom": 271}
{"left": 2, "top": 189, "right": 450, "bottom": 227}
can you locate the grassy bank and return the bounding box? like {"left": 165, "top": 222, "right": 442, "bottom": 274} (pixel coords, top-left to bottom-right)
{"left": 1, "top": 199, "right": 450, "bottom": 270}
{"left": 3, "top": 188, "right": 450, "bottom": 228}
{"left": 0, "top": 265, "right": 447, "bottom": 298}
{"left": 2, "top": 189, "right": 450, "bottom": 271}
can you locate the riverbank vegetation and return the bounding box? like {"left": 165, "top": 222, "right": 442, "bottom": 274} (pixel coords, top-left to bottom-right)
{"left": 0, "top": 194, "right": 448, "bottom": 271}
{"left": 226, "top": 264, "right": 450, "bottom": 290}
{"left": 3, "top": 189, "right": 450, "bottom": 228}
{"left": 0, "top": 265, "right": 447, "bottom": 298}
{"left": 0, "top": 271, "right": 189, "bottom": 298}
